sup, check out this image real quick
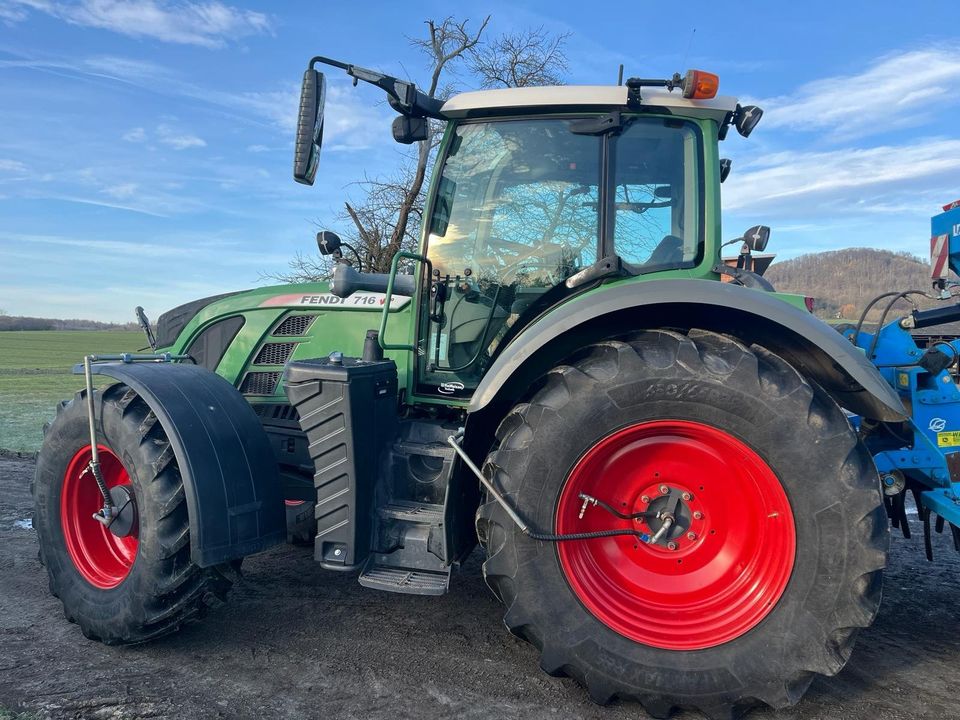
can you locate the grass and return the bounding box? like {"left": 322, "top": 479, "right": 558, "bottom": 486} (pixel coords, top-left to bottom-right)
{"left": 0, "top": 331, "right": 145, "bottom": 452}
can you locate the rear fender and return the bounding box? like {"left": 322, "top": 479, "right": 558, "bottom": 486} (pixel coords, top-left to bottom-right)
{"left": 468, "top": 279, "right": 906, "bottom": 424}
{"left": 79, "top": 362, "right": 285, "bottom": 566}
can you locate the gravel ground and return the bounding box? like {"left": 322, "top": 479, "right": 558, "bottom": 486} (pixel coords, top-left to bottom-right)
{"left": 1, "top": 453, "right": 958, "bottom": 720}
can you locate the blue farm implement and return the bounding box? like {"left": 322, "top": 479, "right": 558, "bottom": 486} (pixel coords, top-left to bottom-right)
{"left": 845, "top": 199, "right": 960, "bottom": 557}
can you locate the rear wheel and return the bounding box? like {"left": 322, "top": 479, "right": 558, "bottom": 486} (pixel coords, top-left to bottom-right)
{"left": 476, "top": 329, "right": 887, "bottom": 718}
{"left": 33, "top": 384, "right": 238, "bottom": 644}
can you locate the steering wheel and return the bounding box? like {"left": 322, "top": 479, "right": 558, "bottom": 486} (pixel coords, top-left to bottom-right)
{"left": 645, "top": 235, "right": 684, "bottom": 266}
{"left": 486, "top": 236, "right": 538, "bottom": 259}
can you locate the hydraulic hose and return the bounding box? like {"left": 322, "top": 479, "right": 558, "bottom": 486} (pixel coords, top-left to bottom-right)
{"left": 447, "top": 432, "right": 654, "bottom": 543}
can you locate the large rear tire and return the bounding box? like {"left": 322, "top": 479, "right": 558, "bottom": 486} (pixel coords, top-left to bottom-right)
{"left": 476, "top": 329, "right": 887, "bottom": 719}
{"left": 33, "top": 384, "right": 238, "bottom": 644}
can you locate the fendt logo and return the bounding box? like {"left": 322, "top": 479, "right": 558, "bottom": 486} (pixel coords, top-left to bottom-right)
{"left": 437, "top": 381, "right": 465, "bottom": 395}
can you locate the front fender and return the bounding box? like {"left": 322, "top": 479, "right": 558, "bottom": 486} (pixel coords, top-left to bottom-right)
{"left": 78, "top": 362, "right": 285, "bottom": 566}
{"left": 468, "top": 279, "right": 906, "bottom": 422}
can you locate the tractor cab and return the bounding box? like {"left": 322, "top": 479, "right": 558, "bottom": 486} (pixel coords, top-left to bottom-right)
{"left": 295, "top": 58, "right": 761, "bottom": 401}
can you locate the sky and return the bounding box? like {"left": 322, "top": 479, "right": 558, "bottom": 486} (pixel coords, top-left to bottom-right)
{"left": 1, "top": 0, "right": 959, "bottom": 322}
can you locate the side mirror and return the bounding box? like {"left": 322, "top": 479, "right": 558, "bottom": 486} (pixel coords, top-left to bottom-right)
{"left": 293, "top": 69, "right": 326, "bottom": 185}
{"left": 735, "top": 104, "right": 763, "bottom": 138}
{"left": 719, "top": 158, "right": 732, "bottom": 183}
{"left": 743, "top": 225, "right": 770, "bottom": 252}
{"left": 317, "top": 230, "right": 342, "bottom": 256}
{"left": 392, "top": 115, "right": 428, "bottom": 144}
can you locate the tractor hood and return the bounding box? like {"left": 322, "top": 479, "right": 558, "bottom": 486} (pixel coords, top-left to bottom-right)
{"left": 156, "top": 291, "right": 242, "bottom": 349}
{"left": 155, "top": 282, "right": 413, "bottom": 351}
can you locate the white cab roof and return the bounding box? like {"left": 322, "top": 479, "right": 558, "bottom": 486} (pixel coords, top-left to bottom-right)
{"left": 441, "top": 85, "right": 738, "bottom": 122}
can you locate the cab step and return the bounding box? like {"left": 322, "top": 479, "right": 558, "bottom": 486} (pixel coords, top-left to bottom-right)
{"left": 358, "top": 560, "right": 450, "bottom": 595}
{"left": 361, "top": 496, "right": 450, "bottom": 596}
{"left": 377, "top": 500, "right": 444, "bottom": 523}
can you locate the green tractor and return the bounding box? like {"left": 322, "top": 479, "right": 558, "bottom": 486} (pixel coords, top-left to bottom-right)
{"left": 33, "top": 55, "right": 905, "bottom": 718}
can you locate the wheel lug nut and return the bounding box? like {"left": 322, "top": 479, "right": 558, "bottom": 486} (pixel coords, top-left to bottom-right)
{"left": 687, "top": 532, "right": 697, "bottom": 541}
{"left": 693, "top": 511, "right": 703, "bottom": 520}
{"left": 682, "top": 492, "right": 692, "bottom": 501}
{"left": 667, "top": 542, "right": 678, "bottom": 551}
{"left": 640, "top": 495, "right": 650, "bottom": 503}
{"left": 659, "top": 485, "right": 669, "bottom": 495}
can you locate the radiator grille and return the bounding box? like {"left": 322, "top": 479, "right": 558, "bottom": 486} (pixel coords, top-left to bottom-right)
{"left": 273, "top": 314, "right": 316, "bottom": 336}
{"left": 254, "top": 342, "right": 297, "bottom": 366}
{"left": 240, "top": 371, "right": 281, "bottom": 396}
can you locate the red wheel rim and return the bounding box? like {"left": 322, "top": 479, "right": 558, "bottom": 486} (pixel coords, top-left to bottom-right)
{"left": 556, "top": 420, "right": 795, "bottom": 650}
{"left": 60, "top": 445, "right": 138, "bottom": 589}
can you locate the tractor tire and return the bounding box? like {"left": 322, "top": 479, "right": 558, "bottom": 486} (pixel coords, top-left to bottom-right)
{"left": 476, "top": 329, "right": 887, "bottom": 719}
{"left": 33, "top": 384, "right": 238, "bottom": 644}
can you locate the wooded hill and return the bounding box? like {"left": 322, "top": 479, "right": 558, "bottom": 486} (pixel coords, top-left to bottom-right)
{"left": 765, "top": 248, "right": 947, "bottom": 324}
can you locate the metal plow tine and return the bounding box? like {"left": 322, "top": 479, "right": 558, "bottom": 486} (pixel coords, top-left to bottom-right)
{"left": 936, "top": 514, "right": 945, "bottom": 534}
{"left": 951, "top": 523, "right": 960, "bottom": 554}
{"left": 895, "top": 492, "right": 911, "bottom": 539}
{"left": 923, "top": 510, "right": 934, "bottom": 562}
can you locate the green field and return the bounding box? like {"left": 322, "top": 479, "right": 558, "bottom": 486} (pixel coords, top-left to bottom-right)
{"left": 0, "top": 331, "right": 144, "bottom": 452}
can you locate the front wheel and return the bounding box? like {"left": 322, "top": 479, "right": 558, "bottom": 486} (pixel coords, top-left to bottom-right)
{"left": 477, "top": 329, "right": 887, "bottom": 719}
{"left": 33, "top": 384, "right": 238, "bottom": 644}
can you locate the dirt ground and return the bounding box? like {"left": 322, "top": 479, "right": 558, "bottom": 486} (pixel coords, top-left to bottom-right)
{"left": 1, "top": 454, "right": 958, "bottom": 720}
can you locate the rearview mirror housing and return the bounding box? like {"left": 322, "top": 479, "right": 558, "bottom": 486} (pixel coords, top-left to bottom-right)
{"left": 743, "top": 225, "right": 770, "bottom": 252}
{"left": 293, "top": 69, "right": 326, "bottom": 185}
{"left": 392, "top": 115, "right": 428, "bottom": 144}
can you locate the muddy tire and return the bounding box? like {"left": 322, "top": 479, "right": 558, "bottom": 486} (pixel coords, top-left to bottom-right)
{"left": 33, "top": 384, "right": 238, "bottom": 644}
{"left": 476, "top": 329, "right": 887, "bottom": 719}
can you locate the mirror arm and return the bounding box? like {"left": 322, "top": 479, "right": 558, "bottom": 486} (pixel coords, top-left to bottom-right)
{"left": 309, "top": 55, "right": 445, "bottom": 119}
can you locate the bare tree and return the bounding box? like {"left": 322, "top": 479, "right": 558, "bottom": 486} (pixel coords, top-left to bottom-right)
{"left": 263, "top": 16, "right": 569, "bottom": 283}
{"left": 469, "top": 26, "right": 570, "bottom": 88}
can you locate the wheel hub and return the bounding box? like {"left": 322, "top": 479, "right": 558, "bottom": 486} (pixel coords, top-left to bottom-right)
{"left": 61, "top": 445, "right": 139, "bottom": 589}
{"left": 633, "top": 484, "right": 706, "bottom": 549}
{"left": 556, "top": 420, "right": 796, "bottom": 651}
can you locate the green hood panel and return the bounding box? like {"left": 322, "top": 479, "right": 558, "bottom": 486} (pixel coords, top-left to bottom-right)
{"left": 160, "top": 282, "right": 414, "bottom": 397}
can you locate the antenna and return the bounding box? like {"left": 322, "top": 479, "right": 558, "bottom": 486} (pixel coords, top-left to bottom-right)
{"left": 681, "top": 28, "right": 697, "bottom": 68}
{"left": 617, "top": 64, "right": 624, "bottom": 86}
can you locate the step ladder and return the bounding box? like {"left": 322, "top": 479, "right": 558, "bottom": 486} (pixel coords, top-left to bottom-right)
{"left": 358, "top": 427, "right": 457, "bottom": 595}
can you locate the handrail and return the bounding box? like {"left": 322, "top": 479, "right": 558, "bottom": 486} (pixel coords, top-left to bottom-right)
{"left": 378, "top": 250, "right": 432, "bottom": 351}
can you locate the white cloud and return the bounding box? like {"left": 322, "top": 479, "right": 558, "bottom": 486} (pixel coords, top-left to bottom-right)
{"left": 102, "top": 182, "right": 138, "bottom": 199}
{"left": 3, "top": 0, "right": 270, "bottom": 47}
{"left": 0, "top": 1, "right": 28, "bottom": 22}
{"left": 246, "top": 144, "right": 270, "bottom": 153}
{"left": 724, "top": 138, "right": 960, "bottom": 214}
{"left": 156, "top": 124, "right": 206, "bottom": 150}
{"left": 122, "top": 126, "right": 146, "bottom": 142}
{"left": 756, "top": 48, "right": 960, "bottom": 139}
{"left": 0, "top": 159, "right": 28, "bottom": 172}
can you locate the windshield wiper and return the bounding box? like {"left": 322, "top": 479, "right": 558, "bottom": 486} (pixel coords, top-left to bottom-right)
{"left": 570, "top": 111, "right": 624, "bottom": 135}
{"left": 565, "top": 255, "right": 631, "bottom": 290}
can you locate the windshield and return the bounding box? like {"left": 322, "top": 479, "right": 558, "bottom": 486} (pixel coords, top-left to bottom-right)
{"left": 418, "top": 115, "right": 703, "bottom": 396}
